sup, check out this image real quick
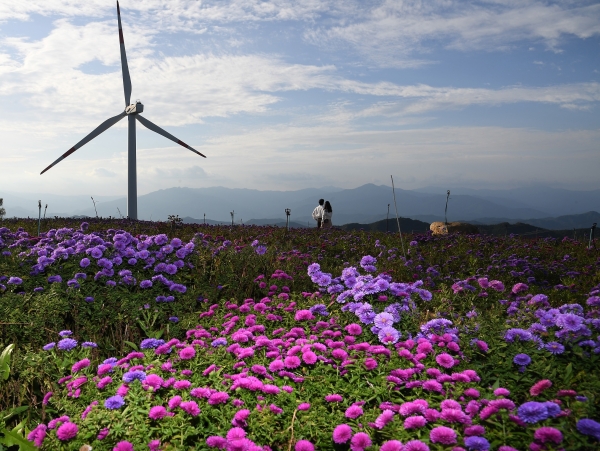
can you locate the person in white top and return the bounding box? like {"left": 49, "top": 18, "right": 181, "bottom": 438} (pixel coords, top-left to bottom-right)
{"left": 320, "top": 201, "right": 333, "bottom": 228}
{"left": 312, "top": 199, "right": 325, "bottom": 228}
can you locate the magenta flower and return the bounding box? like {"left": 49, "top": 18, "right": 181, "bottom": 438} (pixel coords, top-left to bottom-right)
{"left": 435, "top": 353, "right": 455, "bottom": 368}
{"left": 380, "top": 441, "right": 403, "bottom": 451}
{"left": 534, "top": 426, "right": 563, "bottom": 444}
{"left": 364, "top": 358, "right": 378, "bottom": 370}
{"left": 284, "top": 356, "right": 301, "bottom": 369}
{"left": 113, "top": 441, "right": 134, "bottom": 451}
{"left": 404, "top": 415, "right": 427, "bottom": 429}
{"left": 350, "top": 432, "right": 372, "bottom": 451}
{"left": 295, "top": 310, "right": 314, "bottom": 321}
{"left": 295, "top": 440, "right": 315, "bottom": 451}
{"left": 332, "top": 424, "right": 352, "bottom": 444}
{"left": 180, "top": 401, "right": 201, "bottom": 416}
{"left": 302, "top": 351, "right": 317, "bottom": 365}
{"left": 430, "top": 426, "right": 457, "bottom": 445}
{"left": 403, "top": 440, "right": 430, "bottom": 451}
{"left": 325, "top": 394, "right": 343, "bottom": 403}
{"left": 149, "top": 406, "right": 168, "bottom": 420}
{"left": 374, "top": 409, "right": 395, "bottom": 429}
{"left": 208, "top": 392, "right": 230, "bottom": 405}
{"left": 56, "top": 422, "right": 78, "bottom": 441}
{"left": 71, "top": 358, "right": 90, "bottom": 373}
{"left": 345, "top": 323, "right": 362, "bottom": 335}
{"left": 530, "top": 379, "right": 552, "bottom": 396}
{"left": 345, "top": 405, "right": 364, "bottom": 419}
{"left": 206, "top": 436, "right": 227, "bottom": 448}
{"left": 178, "top": 346, "right": 196, "bottom": 360}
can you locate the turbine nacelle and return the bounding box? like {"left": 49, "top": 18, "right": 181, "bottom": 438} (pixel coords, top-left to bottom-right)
{"left": 125, "top": 101, "right": 144, "bottom": 115}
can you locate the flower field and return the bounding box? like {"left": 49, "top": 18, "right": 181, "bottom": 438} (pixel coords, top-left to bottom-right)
{"left": 0, "top": 218, "right": 599, "bottom": 451}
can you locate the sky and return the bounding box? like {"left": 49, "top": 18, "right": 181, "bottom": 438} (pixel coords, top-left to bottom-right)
{"left": 0, "top": 0, "right": 599, "bottom": 197}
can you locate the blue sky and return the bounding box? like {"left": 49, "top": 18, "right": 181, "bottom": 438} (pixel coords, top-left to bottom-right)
{"left": 0, "top": 0, "right": 599, "bottom": 197}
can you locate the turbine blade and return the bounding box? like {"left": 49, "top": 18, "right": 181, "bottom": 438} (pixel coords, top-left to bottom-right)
{"left": 117, "top": 1, "right": 132, "bottom": 106}
{"left": 40, "top": 112, "right": 127, "bottom": 175}
{"left": 136, "top": 115, "right": 206, "bottom": 158}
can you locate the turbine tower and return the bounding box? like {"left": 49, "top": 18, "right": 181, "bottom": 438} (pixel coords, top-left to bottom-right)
{"left": 41, "top": 1, "right": 206, "bottom": 220}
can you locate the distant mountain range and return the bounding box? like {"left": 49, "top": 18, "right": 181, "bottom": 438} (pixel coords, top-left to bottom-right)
{"left": 2, "top": 184, "right": 599, "bottom": 230}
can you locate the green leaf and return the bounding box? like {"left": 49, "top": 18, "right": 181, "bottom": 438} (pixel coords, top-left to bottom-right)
{"left": 124, "top": 341, "right": 139, "bottom": 351}
{"left": 0, "top": 345, "right": 14, "bottom": 381}
{"left": 0, "top": 429, "right": 36, "bottom": 451}
{"left": 564, "top": 363, "right": 573, "bottom": 384}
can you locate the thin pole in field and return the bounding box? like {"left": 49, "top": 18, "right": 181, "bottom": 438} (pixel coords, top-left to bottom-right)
{"left": 37, "top": 200, "right": 42, "bottom": 236}
{"left": 387, "top": 204, "right": 390, "bottom": 233}
{"left": 390, "top": 175, "right": 406, "bottom": 259}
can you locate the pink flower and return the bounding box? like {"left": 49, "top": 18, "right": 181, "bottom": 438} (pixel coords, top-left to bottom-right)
{"left": 374, "top": 409, "right": 394, "bottom": 429}
{"left": 350, "top": 432, "right": 372, "bottom": 451}
{"left": 298, "top": 403, "right": 311, "bottom": 411}
{"left": 345, "top": 324, "right": 362, "bottom": 335}
{"left": 180, "top": 401, "right": 201, "bottom": 416}
{"left": 325, "top": 394, "right": 343, "bottom": 403}
{"left": 174, "top": 380, "right": 191, "bottom": 390}
{"left": 380, "top": 441, "right": 403, "bottom": 451}
{"left": 269, "top": 404, "right": 283, "bottom": 414}
{"left": 178, "top": 346, "right": 196, "bottom": 360}
{"left": 206, "top": 436, "right": 227, "bottom": 449}
{"left": 345, "top": 405, "right": 364, "bottom": 419}
{"left": 534, "top": 426, "right": 563, "bottom": 444}
{"left": 430, "top": 426, "right": 457, "bottom": 445}
{"left": 463, "top": 388, "right": 480, "bottom": 398}
{"left": 530, "top": 379, "right": 552, "bottom": 396}
{"left": 417, "top": 341, "right": 433, "bottom": 354}
{"left": 149, "top": 406, "right": 168, "bottom": 420}
{"left": 27, "top": 424, "right": 47, "bottom": 447}
{"left": 403, "top": 440, "right": 430, "bottom": 451}
{"left": 168, "top": 396, "right": 182, "bottom": 410}
{"left": 191, "top": 387, "right": 212, "bottom": 399}
{"left": 364, "top": 358, "right": 378, "bottom": 370}
{"left": 404, "top": 416, "right": 427, "bottom": 429}
{"left": 332, "top": 424, "right": 352, "bottom": 443}
{"left": 295, "top": 310, "right": 314, "bottom": 321}
{"left": 284, "top": 356, "right": 301, "bottom": 369}
{"left": 295, "top": 440, "right": 315, "bottom": 451}
{"left": 226, "top": 427, "right": 246, "bottom": 441}
{"left": 269, "top": 360, "right": 284, "bottom": 372}
{"left": 97, "top": 363, "right": 113, "bottom": 376}
{"left": 422, "top": 380, "right": 444, "bottom": 393}
{"left": 464, "top": 425, "right": 485, "bottom": 436}
{"left": 232, "top": 409, "right": 250, "bottom": 427}
{"left": 97, "top": 428, "right": 109, "bottom": 440}
{"left": 71, "top": 358, "right": 90, "bottom": 373}
{"left": 56, "top": 422, "right": 78, "bottom": 441}
{"left": 143, "top": 374, "right": 163, "bottom": 391}
{"left": 302, "top": 351, "right": 317, "bottom": 365}
{"left": 435, "top": 353, "right": 455, "bottom": 368}
{"left": 208, "top": 392, "right": 230, "bottom": 405}
{"left": 113, "top": 441, "right": 134, "bottom": 451}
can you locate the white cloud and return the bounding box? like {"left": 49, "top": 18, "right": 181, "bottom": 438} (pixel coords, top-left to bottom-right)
{"left": 89, "top": 167, "right": 117, "bottom": 177}
{"left": 307, "top": 0, "right": 600, "bottom": 66}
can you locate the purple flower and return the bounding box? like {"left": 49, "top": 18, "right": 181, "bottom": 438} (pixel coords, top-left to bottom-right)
{"left": 577, "top": 418, "right": 600, "bottom": 439}
{"left": 517, "top": 402, "right": 548, "bottom": 423}
{"left": 43, "top": 342, "right": 56, "bottom": 351}
{"left": 378, "top": 327, "right": 400, "bottom": 344}
{"left": 360, "top": 255, "right": 377, "bottom": 272}
{"left": 464, "top": 436, "right": 490, "bottom": 450}
{"left": 105, "top": 395, "right": 125, "bottom": 410}
{"left": 57, "top": 338, "right": 77, "bottom": 351}
{"left": 513, "top": 353, "right": 531, "bottom": 366}
{"left": 140, "top": 280, "right": 153, "bottom": 289}
{"left": 545, "top": 342, "right": 565, "bottom": 355}
{"left": 7, "top": 277, "right": 22, "bottom": 285}
{"left": 255, "top": 245, "right": 267, "bottom": 255}
{"left": 123, "top": 370, "right": 146, "bottom": 383}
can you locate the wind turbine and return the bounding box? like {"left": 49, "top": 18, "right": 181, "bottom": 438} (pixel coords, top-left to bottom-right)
{"left": 40, "top": 1, "right": 206, "bottom": 220}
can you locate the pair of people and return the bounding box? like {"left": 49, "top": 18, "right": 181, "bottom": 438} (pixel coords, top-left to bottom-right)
{"left": 312, "top": 198, "right": 333, "bottom": 229}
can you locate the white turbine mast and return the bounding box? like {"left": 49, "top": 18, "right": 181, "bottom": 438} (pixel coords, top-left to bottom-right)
{"left": 40, "top": 1, "right": 206, "bottom": 220}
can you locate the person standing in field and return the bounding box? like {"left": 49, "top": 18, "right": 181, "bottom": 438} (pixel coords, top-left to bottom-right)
{"left": 312, "top": 199, "right": 325, "bottom": 228}
{"left": 321, "top": 201, "right": 333, "bottom": 229}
